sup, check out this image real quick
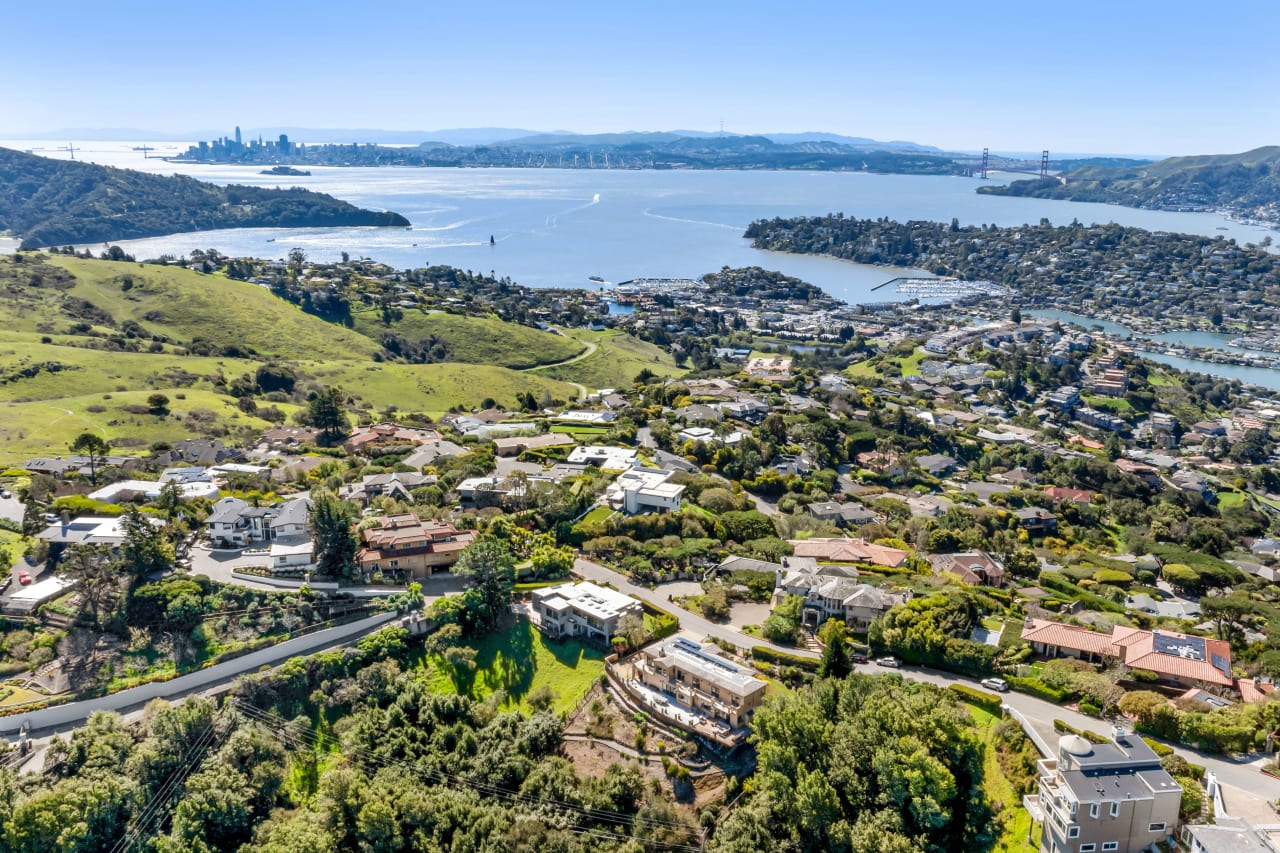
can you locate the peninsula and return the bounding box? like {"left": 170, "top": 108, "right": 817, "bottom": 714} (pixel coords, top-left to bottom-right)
{"left": 0, "top": 147, "right": 408, "bottom": 248}
{"left": 978, "top": 146, "right": 1280, "bottom": 227}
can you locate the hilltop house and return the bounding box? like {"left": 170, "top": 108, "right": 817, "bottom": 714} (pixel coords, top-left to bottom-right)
{"left": 356, "top": 514, "right": 474, "bottom": 578}
{"left": 929, "top": 551, "right": 1006, "bottom": 587}
{"left": 787, "top": 537, "right": 909, "bottom": 568}
{"left": 529, "top": 582, "right": 642, "bottom": 643}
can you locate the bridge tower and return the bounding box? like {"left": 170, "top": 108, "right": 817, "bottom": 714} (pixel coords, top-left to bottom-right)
{"left": 1040, "top": 150, "right": 1050, "bottom": 178}
{"left": 979, "top": 148, "right": 989, "bottom": 179}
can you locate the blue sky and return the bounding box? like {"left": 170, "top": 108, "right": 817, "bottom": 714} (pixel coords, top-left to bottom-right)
{"left": 6, "top": 0, "right": 1277, "bottom": 155}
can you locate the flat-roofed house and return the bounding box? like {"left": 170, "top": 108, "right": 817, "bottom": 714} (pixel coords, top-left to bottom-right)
{"left": 634, "top": 637, "right": 767, "bottom": 729}
{"left": 530, "top": 582, "right": 643, "bottom": 643}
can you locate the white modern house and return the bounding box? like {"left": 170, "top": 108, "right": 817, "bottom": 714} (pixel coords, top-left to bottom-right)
{"left": 605, "top": 465, "right": 686, "bottom": 514}
{"left": 530, "top": 582, "right": 644, "bottom": 643}
{"left": 205, "top": 496, "right": 312, "bottom": 548}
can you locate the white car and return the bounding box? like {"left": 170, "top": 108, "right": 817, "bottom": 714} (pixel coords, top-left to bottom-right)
{"left": 980, "top": 677, "right": 1010, "bottom": 693}
{"left": 875, "top": 656, "right": 901, "bottom": 668}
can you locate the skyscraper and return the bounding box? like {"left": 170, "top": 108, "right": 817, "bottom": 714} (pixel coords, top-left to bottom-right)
{"left": 234, "top": 126, "right": 242, "bottom": 146}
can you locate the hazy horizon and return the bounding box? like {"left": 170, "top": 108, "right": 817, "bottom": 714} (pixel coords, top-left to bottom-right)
{"left": 4, "top": 0, "right": 1278, "bottom": 156}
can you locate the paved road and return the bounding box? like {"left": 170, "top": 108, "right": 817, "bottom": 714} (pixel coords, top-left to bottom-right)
{"left": 573, "top": 556, "right": 1280, "bottom": 806}
{"left": 0, "top": 610, "right": 400, "bottom": 736}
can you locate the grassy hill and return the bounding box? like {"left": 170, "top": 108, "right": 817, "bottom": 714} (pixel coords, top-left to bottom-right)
{"left": 0, "top": 147, "right": 409, "bottom": 248}
{"left": 532, "top": 328, "right": 686, "bottom": 389}
{"left": 0, "top": 254, "right": 581, "bottom": 465}
{"left": 979, "top": 146, "right": 1280, "bottom": 219}
{"left": 350, "top": 308, "right": 583, "bottom": 369}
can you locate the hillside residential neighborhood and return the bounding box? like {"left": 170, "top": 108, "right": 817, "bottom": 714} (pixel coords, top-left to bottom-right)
{"left": 6, "top": 249, "right": 1280, "bottom": 853}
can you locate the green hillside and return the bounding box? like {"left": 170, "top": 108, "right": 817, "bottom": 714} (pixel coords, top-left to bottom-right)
{"left": 979, "top": 146, "right": 1280, "bottom": 219}
{"left": 350, "top": 308, "right": 583, "bottom": 369}
{"left": 0, "top": 147, "right": 409, "bottom": 248}
{"left": 0, "top": 254, "right": 581, "bottom": 465}
{"left": 532, "top": 329, "right": 686, "bottom": 389}
{"left": 0, "top": 254, "right": 379, "bottom": 360}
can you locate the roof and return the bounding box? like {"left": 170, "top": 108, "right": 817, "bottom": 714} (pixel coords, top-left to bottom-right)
{"left": 1020, "top": 619, "right": 1119, "bottom": 657}
{"left": 531, "top": 582, "right": 641, "bottom": 621}
{"left": 645, "top": 637, "right": 767, "bottom": 697}
{"left": 787, "top": 537, "right": 908, "bottom": 568}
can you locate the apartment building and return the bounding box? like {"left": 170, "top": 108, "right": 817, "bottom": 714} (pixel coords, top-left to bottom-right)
{"left": 1034, "top": 730, "right": 1180, "bottom": 853}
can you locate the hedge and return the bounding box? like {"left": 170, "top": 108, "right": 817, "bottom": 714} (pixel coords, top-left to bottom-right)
{"left": 1007, "top": 676, "right": 1069, "bottom": 703}
{"left": 1038, "top": 571, "right": 1126, "bottom": 614}
{"left": 752, "top": 646, "right": 820, "bottom": 671}
{"left": 1142, "top": 737, "right": 1174, "bottom": 757}
{"left": 1052, "top": 719, "right": 1109, "bottom": 744}
{"left": 639, "top": 600, "right": 681, "bottom": 641}
{"left": 948, "top": 683, "right": 1004, "bottom": 714}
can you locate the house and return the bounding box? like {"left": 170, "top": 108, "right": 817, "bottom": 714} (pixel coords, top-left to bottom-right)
{"left": 344, "top": 423, "right": 443, "bottom": 453}
{"left": 1114, "top": 458, "right": 1161, "bottom": 487}
{"left": 1181, "top": 817, "right": 1280, "bottom": 853}
{"left": 1015, "top": 506, "right": 1058, "bottom": 534}
{"left": 491, "top": 433, "right": 575, "bottom": 457}
{"left": 1045, "top": 386, "right": 1081, "bottom": 410}
{"left": 1089, "top": 368, "right": 1129, "bottom": 397}
{"left": 787, "top": 537, "right": 909, "bottom": 568}
{"left": 260, "top": 425, "right": 321, "bottom": 449}
{"left": 88, "top": 479, "right": 219, "bottom": 503}
{"left": 356, "top": 514, "right": 475, "bottom": 577}
{"left": 807, "top": 501, "right": 882, "bottom": 529}
{"left": 204, "top": 497, "right": 313, "bottom": 548}
{"left": 929, "top": 551, "right": 1006, "bottom": 587}
{"left": 1045, "top": 487, "right": 1094, "bottom": 506}
{"left": 401, "top": 439, "right": 466, "bottom": 468}
{"left": 24, "top": 454, "right": 138, "bottom": 479}
{"left": 632, "top": 636, "right": 767, "bottom": 729}
{"left": 554, "top": 410, "right": 617, "bottom": 426}
{"left": 529, "top": 582, "right": 643, "bottom": 643}
{"left": 992, "top": 466, "right": 1037, "bottom": 486}
{"left": 774, "top": 563, "right": 908, "bottom": 632}
{"left": 914, "top": 453, "right": 958, "bottom": 476}
{"left": 675, "top": 404, "right": 724, "bottom": 424}
{"left": 745, "top": 356, "right": 792, "bottom": 382}
{"left": 677, "top": 426, "right": 717, "bottom": 444}
{"left": 38, "top": 514, "right": 165, "bottom": 553}
{"left": 340, "top": 471, "right": 437, "bottom": 504}
{"left": 605, "top": 466, "right": 685, "bottom": 514}
{"left": 566, "top": 445, "right": 638, "bottom": 470}
{"left": 1020, "top": 620, "right": 1233, "bottom": 688}
{"left": 1032, "top": 731, "right": 1180, "bottom": 853}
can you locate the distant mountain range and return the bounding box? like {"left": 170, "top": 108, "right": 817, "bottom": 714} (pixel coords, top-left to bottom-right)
{"left": 0, "top": 148, "right": 409, "bottom": 248}
{"left": 19, "top": 126, "right": 943, "bottom": 151}
{"left": 978, "top": 146, "right": 1280, "bottom": 225}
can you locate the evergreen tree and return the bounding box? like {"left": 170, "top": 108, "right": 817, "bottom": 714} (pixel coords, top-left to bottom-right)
{"left": 817, "top": 619, "right": 851, "bottom": 678}
{"left": 309, "top": 497, "right": 357, "bottom": 579}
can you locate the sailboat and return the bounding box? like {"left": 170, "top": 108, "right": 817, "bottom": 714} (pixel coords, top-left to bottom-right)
{"left": 490, "top": 235, "right": 495, "bottom": 245}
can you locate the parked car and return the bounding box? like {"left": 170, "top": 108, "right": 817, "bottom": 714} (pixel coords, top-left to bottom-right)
{"left": 980, "top": 677, "right": 1010, "bottom": 693}
{"left": 851, "top": 651, "right": 869, "bottom": 664}
{"left": 875, "top": 656, "right": 900, "bottom": 668}
{"left": 0, "top": 489, "right": 11, "bottom": 498}
{"left": 17, "top": 571, "right": 31, "bottom": 585}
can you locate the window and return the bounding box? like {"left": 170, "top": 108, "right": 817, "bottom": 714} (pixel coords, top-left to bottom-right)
{"left": 1079, "top": 845, "right": 1096, "bottom": 853}
{"left": 1067, "top": 827, "right": 1080, "bottom": 839}
{"left": 1149, "top": 823, "right": 1166, "bottom": 833}
{"left": 1109, "top": 802, "right": 1120, "bottom": 818}
{"left": 1102, "top": 844, "right": 1118, "bottom": 852}
{"left": 1089, "top": 803, "right": 1099, "bottom": 819}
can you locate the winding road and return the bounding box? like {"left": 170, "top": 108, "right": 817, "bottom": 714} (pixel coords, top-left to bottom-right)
{"left": 523, "top": 334, "right": 597, "bottom": 399}
{"left": 572, "top": 556, "right": 1280, "bottom": 811}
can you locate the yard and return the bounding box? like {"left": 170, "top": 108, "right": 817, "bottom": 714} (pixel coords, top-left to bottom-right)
{"left": 967, "top": 703, "right": 1039, "bottom": 853}
{"left": 418, "top": 620, "right": 606, "bottom": 717}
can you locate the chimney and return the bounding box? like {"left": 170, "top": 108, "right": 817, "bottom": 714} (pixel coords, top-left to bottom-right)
{"left": 61, "top": 509, "right": 70, "bottom": 525}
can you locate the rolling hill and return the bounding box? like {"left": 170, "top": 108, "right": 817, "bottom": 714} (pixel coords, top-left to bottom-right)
{"left": 0, "top": 253, "right": 579, "bottom": 464}
{"left": 978, "top": 146, "right": 1280, "bottom": 222}
{"left": 0, "top": 147, "right": 410, "bottom": 248}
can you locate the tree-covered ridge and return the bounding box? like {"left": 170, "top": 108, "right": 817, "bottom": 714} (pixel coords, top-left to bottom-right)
{"left": 0, "top": 148, "right": 409, "bottom": 248}
{"left": 744, "top": 214, "right": 1280, "bottom": 328}
{"left": 711, "top": 675, "right": 991, "bottom": 853}
{"left": 977, "top": 146, "right": 1280, "bottom": 224}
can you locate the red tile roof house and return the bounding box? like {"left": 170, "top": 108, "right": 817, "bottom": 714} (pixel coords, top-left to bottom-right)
{"left": 1044, "top": 486, "right": 1095, "bottom": 506}
{"left": 787, "top": 537, "right": 909, "bottom": 569}
{"left": 344, "top": 423, "right": 443, "bottom": 453}
{"left": 928, "top": 551, "right": 1006, "bottom": 588}
{"left": 357, "top": 514, "right": 475, "bottom": 579}
{"left": 1020, "top": 619, "right": 1233, "bottom": 689}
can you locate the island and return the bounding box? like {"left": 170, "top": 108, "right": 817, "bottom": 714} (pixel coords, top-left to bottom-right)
{"left": 978, "top": 146, "right": 1280, "bottom": 227}
{"left": 259, "top": 165, "right": 312, "bottom": 176}
{"left": 0, "top": 147, "right": 408, "bottom": 248}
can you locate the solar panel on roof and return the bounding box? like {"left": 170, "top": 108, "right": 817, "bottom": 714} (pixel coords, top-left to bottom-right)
{"left": 1152, "top": 632, "right": 1205, "bottom": 660}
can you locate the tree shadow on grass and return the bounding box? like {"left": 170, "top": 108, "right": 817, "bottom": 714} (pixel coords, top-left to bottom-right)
{"left": 486, "top": 620, "right": 537, "bottom": 702}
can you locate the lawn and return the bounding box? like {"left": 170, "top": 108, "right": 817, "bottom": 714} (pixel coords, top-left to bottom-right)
{"left": 549, "top": 425, "right": 611, "bottom": 436}
{"left": 419, "top": 620, "right": 605, "bottom": 717}
{"left": 351, "top": 308, "right": 583, "bottom": 369}
{"left": 965, "top": 704, "right": 1039, "bottom": 853}
{"left": 533, "top": 329, "right": 685, "bottom": 390}
{"left": 581, "top": 505, "right": 617, "bottom": 524}
{"left": 0, "top": 531, "right": 32, "bottom": 572}
{"left": 1216, "top": 490, "right": 1247, "bottom": 510}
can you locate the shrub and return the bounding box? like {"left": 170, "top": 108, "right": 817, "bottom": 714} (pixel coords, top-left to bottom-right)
{"left": 948, "top": 683, "right": 1003, "bottom": 714}
{"left": 751, "top": 646, "right": 819, "bottom": 672}
{"left": 1007, "top": 676, "right": 1069, "bottom": 703}
{"left": 1142, "top": 737, "right": 1174, "bottom": 757}
{"left": 1079, "top": 701, "right": 1101, "bottom": 717}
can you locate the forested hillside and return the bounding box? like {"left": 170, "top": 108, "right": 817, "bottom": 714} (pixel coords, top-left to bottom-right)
{"left": 0, "top": 148, "right": 409, "bottom": 248}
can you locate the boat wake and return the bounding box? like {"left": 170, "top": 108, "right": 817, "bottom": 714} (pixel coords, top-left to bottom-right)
{"left": 643, "top": 208, "right": 741, "bottom": 231}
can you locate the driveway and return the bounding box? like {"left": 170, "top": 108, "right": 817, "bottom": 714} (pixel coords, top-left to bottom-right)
{"left": 188, "top": 544, "right": 282, "bottom": 591}
{"left": 0, "top": 493, "right": 22, "bottom": 526}
{"left": 573, "top": 556, "right": 1280, "bottom": 808}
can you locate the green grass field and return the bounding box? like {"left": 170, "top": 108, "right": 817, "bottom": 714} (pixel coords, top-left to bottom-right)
{"left": 351, "top": 308, "right": 583, "bottom": 369}
{"left": 967, "top": 704, "right": 1038, "bottom": 853}
{"left": 419, "top": 620, "right": 605, "bottom": 716}
{"left": 533, "top": 329, "right": 685, "bottom": 390}
{"left": 0, "top": 531, "right": 32, "bottom": 572}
